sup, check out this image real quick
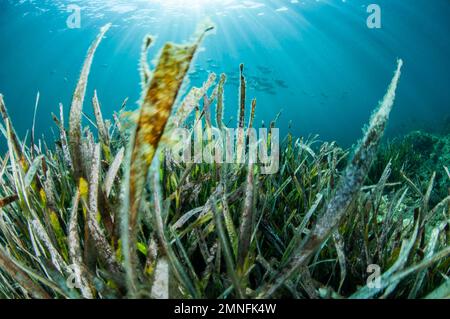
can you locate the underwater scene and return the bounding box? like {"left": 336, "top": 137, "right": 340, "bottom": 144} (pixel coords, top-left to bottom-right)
{"left": 0, "top": 0, "right": 449, "bottom": 300}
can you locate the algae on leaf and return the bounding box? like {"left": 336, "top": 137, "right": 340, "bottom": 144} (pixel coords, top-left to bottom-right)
{"left": 122, "top": 24, "right": 215, "bottom": 295}
{"left": 69, "top": 24, "right": 111, "bottom": 181}
{"left": 260, "top": 59, "right": 404, "bottom": 298}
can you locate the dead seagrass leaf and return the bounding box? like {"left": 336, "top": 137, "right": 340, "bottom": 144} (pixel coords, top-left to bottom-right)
{"left": 69, "top": 23, "right": 111, "bottom": 181}
{"left": 122, "top": 23, "right": 215, "bottom": 294}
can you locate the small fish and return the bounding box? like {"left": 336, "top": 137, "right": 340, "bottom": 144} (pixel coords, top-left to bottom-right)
{"left": 257, "top": 65, "right": 272, "bottom": 73}
{"left": 188, "top": 72, "right": 201, "bottom": 79}
{"left": 275, "top": 79, "right": 288, "bottom": 89}
{"left": 228, "top": 74, "right": 239, "bottom": 81}
{"left": 340, "top": 91, "right": 349, "bottom": 100}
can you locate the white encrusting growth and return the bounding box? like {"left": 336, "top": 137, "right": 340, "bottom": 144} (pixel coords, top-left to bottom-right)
{"left": 260, "top": 59, "right": 404, "bottom": 298}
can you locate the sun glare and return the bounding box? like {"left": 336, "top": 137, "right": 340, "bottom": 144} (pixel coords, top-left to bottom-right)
{"left": 153, "top": 0, "right": 220, "bottom": 10}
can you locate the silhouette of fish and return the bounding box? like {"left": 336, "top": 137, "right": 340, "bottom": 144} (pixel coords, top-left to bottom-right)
{"left": 257, "top": 65, "right": 272, "bottom": 73}
{"left": 275, "top": 79, "right": 288, "bottom": 89}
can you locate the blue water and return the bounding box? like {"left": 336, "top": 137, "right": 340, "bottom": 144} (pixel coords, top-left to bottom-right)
{"left": 0, "top": 0, "right": 449, "bottom": 150}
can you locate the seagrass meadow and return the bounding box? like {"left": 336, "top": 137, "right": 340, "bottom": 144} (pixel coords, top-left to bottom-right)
{"left": 0, "top": 23, "right": 449, "bottom": 300}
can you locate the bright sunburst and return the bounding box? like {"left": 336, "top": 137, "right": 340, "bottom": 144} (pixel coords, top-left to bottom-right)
{"left": 152, "top": 0, "right": 222, "bottom": 9}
